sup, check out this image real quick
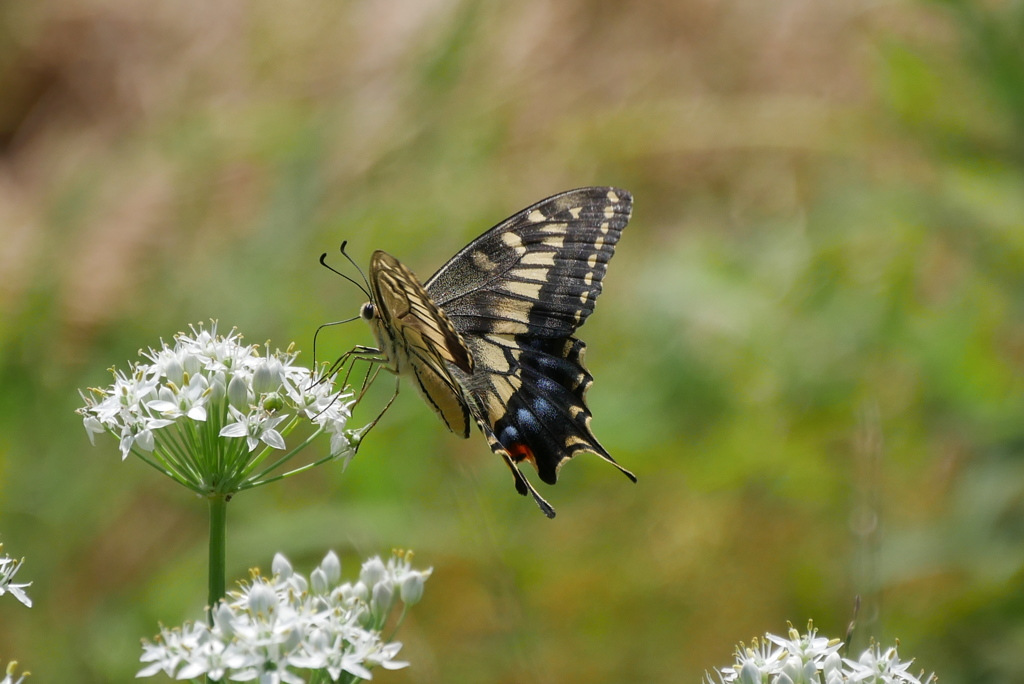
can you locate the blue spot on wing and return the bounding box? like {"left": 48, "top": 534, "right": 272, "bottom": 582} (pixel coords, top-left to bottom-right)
{"left": 500, "top": 424, "right": 520, "bottom": 444}
{"left": 516, "top": 408, "right": 539, "bottom": 431}
{"left": 532, "top": 396, "right": 557, "bottom": 421}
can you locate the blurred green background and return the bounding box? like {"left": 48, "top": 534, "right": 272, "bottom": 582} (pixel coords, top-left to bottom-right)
{"left": 2, "top": 0, "right": 1024, "bottom": 681}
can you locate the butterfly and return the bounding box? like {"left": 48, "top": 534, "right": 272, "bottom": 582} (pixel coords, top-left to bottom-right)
{"left": 347, "top": 187, "right": 635, "bottom": 518}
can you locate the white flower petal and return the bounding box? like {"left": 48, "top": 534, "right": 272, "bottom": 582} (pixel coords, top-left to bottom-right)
{"left": 137, "top": 661, "right": 171, "bottom": 677}
{"left": 341, "top": 660, "right": 373, "bottom": 680}
{"left": 260, "top": 429, "right": 286, "bottom": 450}
{"left": 135, "top": 429, "right": 156, "bottom": 452}
{"left": 6, "top": 584, "right": 32, "bottom": 608}
{"left": 220, "top": 423, "right": 248, "bottom": 438}
{"left": 177, "top": 662, "right": 207, "bottom": 679}
{"left": 379, "top": 658, "right": 409, "bottom": 670}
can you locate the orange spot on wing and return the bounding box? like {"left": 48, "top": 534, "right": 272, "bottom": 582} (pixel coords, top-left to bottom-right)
{"left": 508, "top": 442, "right": 536, "bottom": 466}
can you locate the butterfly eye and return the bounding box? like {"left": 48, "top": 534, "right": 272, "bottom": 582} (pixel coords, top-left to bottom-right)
{"left": 360, "top": 302, "right": 376, "bottom": 320}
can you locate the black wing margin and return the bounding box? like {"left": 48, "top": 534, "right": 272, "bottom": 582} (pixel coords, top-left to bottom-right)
{"left": 424, "top": 187, "right": 632, "bottom": 338}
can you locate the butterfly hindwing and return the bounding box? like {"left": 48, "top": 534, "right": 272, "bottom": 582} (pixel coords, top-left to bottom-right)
{"left": 452, "top": 334, "right": 635, "bottom": 491}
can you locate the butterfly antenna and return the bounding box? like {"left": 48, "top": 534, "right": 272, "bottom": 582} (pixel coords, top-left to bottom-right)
{"left": 319, "top": 250, "right": 372, "bottom": 300}
{"left": 339, "top": 241, "right": 373, "bottom": 296}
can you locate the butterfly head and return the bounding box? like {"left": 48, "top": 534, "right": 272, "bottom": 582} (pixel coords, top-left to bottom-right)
{"left": 358, "top": 297, "right": 392, "bottom": 365}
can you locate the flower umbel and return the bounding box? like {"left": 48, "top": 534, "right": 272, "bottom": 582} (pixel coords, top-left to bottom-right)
{"left": 705, "top": 623, "right": 936, "bottom": 684}
{"left": 77, "top": 322, "right": 360, "bottom": 496}
{"left": 138, "top": 550, "right": 431, "bottom": 683}
{"left": 0, "top": 545, "right": 32, "bottom": 608}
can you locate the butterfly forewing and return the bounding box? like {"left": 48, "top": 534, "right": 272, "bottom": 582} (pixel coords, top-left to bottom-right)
{"left": 367, "top": 251, "right": 473, "bottom": 437}
{"left": 425, "top": 188, "right": 631, "bottom": 337}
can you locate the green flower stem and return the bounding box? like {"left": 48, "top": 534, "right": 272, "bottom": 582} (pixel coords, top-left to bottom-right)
{"left": 157, "top": 431, "right": 201, "bottom": 479}
{"left": 182, "top": 419, "right": 204, "bottom": 466}
{"left": 237, "top": 445, "right": 336, "bottom": 491}
{"left": 242, "top": 424, "right": 323, "bottom": 483}
{"left": 130, "top": 448, "right": 186, "bottom": 485}
{"left": 207, "top": 494, "right": 228, "bottom": 622}
{"left": 128, "top": 443, "right": 200, "bottom": 492}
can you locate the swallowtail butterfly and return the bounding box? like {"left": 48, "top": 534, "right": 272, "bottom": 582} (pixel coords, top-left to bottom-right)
{"left": 352, "top": 187, "right": 635, "bottom": 518}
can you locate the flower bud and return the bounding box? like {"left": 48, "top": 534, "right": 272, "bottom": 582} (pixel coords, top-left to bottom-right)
{"left": 247, "top": 581, "right": 276, "bottom": 617}
{"left": 307, "top": 627, "right": 329, "bottom": 652}
{"left": 822, "top": 652, "right": 842, "bottom": 678}
{"left": 311, "top": 567, "right": 329, "bottom": 595}
{"left": 372, "top": 580, "right": 393, "bottom": 614}
{"left": 189, "top": 373, "right": 209, "bottom": 392}
{"left": 253, "top": 360, "right": 282, "bottom": 395}
{"left": 212, "top": 602, "right": 236, "bottom": 638}
{"left": 400, "top": 573, "right": 425, "bottom": 606}
{"left": 165, "top": 358, "right": 185, "bottom": 387}
{"left": 210, "top": 372, "right": 227, "bottom": 404}
{"left": 739, "top": 660, "right": 761, "bottom": 684}
{"left": 272, "top": 553, "right": 293, "bottom": 579}
{"left": 781, "top": 656, "right": 802, "bottom": 682}
{"left": 320, "top": 551, "right": 341, "bottom": 586}
{"left": 182, "top": 353, "right": 202, "bottom": 377}
{"left": 282, "top": 626, "right": 302, "bottom": 651}
{"left": 360, "top": 557, "right": 386, "bottom": 588}
{"left": 228, "top": 373, "right": 250, "bottom": 411}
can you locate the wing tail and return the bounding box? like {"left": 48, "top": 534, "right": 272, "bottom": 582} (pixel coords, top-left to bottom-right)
{"left": 478, "top": 419, "right": 556, "bottom": 518}
{"left": 467, "top": 334, "right": 635, "bottom": 488}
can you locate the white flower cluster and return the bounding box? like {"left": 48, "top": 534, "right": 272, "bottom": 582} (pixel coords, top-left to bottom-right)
{"left": 706, "top": 625, "right": 935, "bottom": 684}
{"left": 0, "top": 545, "right": 31, "bottom": 608}
{"left": 77, "top": 323, "right": 358, "bottom": 494}
{"left": 139, "top": 550, "right": 432, "bottom": 683}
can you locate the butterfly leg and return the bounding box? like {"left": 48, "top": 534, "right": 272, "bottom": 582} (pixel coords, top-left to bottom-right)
{"left": 329, "top": 345, "right": 383, "bottom": 385}
{"left": 352, "top": 375, "right": 400, "bottom": 452}
{"left": 307, "top": 347, "right": 390, "bottom": 426}
{"left": 340, "top": 351, "right": 385, "bottom": 396}
{"left": 352, "top": 357, "right": 390, "bottom": 403}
